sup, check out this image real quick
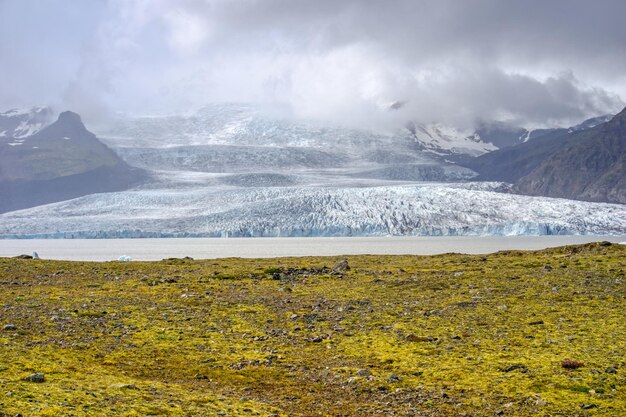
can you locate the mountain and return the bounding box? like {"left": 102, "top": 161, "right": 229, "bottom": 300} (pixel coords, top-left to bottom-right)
{"left": 516, "top": 108, "right": 626, "bottom": 204}
{"left": 462, "top": 115, "right": 617, "bottom": 184}
{"left": 0, "top": 106, "right": 53, "bottom": 139}
{"left": 96, "top": 103, "right": 478, "bottom": 182}
{"left": 0, "top": 111, "right": 145, "bottom": 213}
{"left": 471, "top": 115, "right": 613, "bottom": 150}
{"left": 97, "top": 103, "right": 498, "bottom": 158}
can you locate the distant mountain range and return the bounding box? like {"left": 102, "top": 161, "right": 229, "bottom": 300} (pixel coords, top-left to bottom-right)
{"left": 0, "top": 103, "right": 623, "bottom": 234}
{"left": 0, "top": 110, "right": 145, "bottom": 213}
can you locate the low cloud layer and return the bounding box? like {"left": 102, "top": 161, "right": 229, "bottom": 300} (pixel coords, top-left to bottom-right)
{"left": 1, "top": 0, "right": 625, "bottom": 128}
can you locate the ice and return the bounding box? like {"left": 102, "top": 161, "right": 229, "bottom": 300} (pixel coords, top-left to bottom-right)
{"left": 0, "top": 183, "right": 624, "bottom": 238}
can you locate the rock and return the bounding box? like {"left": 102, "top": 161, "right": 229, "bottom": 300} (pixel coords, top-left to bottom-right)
{"left": 356, "top": 369, "right": 371, "bottom": 377}
{"left": 24, "top": 373, "right": 45, "bottom": 383}
{"left": 108, "top": 383, "right": 138, "bottom": 390}
{"left": 387, "top": 374, "right": 402, "bottom": 383}
{"left": 501, "top": 364, "right": 527, "bottom": 373}
{"left": 528, "top": 320, "right": 544, "bottom": 325}
{"left": 580, "top": 404, "right": 597, "bottom": 410}
{"left": 561, "top": 359, "right": 584, "bottom": 369}
{"left": 14, "top": 254, "right": 33, "bottom": 259}
{"left": 3, "top": 324, "right": 17, "bottom": 331}
{"left": 605, "top": 367, "right": 617, "bottom": 374}
{"left": 404, "top": 334, "right": 436, "bottom": 342}
{"left": 310, "top": 335, "right": 326, "bottom": 343}
{"left": 331, "top": 260, "right": 350, "bottom": 274}
{"left": 543, "top": 265, "right": 553, "bottom": 271}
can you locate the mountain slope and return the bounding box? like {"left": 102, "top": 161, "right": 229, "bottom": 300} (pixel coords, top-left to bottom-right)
{"left": 517, "top": 108, "right": 626, "bottom": 204}
{"left": 0, "top": 106, "right": 52, "bottom": 139}
{"left": 0, "top": 111, "right": 145, "bottom": 213}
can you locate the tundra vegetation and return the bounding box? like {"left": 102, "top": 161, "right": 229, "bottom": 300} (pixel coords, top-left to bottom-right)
{"left": 0, "top": 242, "right": 624, "bottom": 416}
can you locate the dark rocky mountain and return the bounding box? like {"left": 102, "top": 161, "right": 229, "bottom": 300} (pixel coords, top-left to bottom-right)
{"left": 517, "top": 108, "right": 626, "bottom": 204}
{"left": 462, "top": 128, "right": 573, "bottom": 183}
{"left": 463, "top": 115, "right": 616, "bottom": 184}
{"left": 473, "top": 114, "right": 612, "bottom": 150}
{"left": 0, "top": 111, "right": 145, "bottom": 213}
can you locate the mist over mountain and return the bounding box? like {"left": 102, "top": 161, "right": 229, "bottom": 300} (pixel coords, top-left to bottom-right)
{"left": 0, "top": 1, "right": 625, "bottom": 237}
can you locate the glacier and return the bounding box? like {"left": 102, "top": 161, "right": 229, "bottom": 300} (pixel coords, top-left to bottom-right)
{"left": 2, "top": 103, "right": 624, "bottom": 239}
{"left": 1, "top": 182, "right": 624, "bottom": 238}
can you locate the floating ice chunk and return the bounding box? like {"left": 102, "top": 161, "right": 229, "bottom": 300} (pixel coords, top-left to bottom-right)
{"left": 117, "top": 255, "right": 132, "bottom": 262}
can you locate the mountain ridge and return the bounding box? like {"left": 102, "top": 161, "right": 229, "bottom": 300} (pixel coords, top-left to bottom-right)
{"left": 0, "top": 111, "right": 146, "bottom": 213}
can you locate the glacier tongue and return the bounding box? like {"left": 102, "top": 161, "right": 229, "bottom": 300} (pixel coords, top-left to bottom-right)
{"left": 1, "top": 183, "right": 624, "bottom": 238}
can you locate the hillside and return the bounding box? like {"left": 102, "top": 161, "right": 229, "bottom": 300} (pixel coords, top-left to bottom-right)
{"left": 0, "top": 111, "right": 145, "bottom": 213}
{"left": 0, "top": 243, "right": 625, "bottom": 416}
{"left": 517, "top": 108, "right": 626, "bottom": 204}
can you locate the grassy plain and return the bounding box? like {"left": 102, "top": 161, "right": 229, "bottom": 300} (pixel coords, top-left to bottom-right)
{"left": 0, "top": 242, "right": 625, "bottom": 416}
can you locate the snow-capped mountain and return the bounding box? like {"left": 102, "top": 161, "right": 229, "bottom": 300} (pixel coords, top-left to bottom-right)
{"left": 1, "top": 182, "right": 624, "bottom": 238}
{"left": 405, "top": 121, "right": 496, "bottom": 156}
{"left": 96, "top": 103, "right": 477, "bottom": 181}
{"left": 0, "top": 106, "right": 53, "bottom": 141}
{"left": 96, "top": 103, "right": 498, "bottom": 157}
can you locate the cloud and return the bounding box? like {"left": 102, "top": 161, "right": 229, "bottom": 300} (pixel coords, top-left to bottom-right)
{"left": 1, "top": 0, "right": 625, "bottom": 128}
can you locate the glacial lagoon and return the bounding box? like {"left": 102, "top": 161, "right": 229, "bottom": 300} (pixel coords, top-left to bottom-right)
{"left": 1, "top": 235, "right": 625, "bottom": 261}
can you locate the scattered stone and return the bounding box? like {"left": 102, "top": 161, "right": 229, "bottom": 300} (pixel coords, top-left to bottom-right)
{"left": 605, "top": 367, "right": 617, "bottom": 374}
{"left": 331, "top": 259, "right": 350, "bottom": 274}
{"left": 24, "top": 373, "right": 45, "bottom": 383}
{"left": 3, "top": 324, "right": 17, "bottom": 331}
{"left": 13, "top": 254, "right": 33, "bottom": 259}
{"left": 356, "top": 369, "right": 371, "bottom": 377}
{"left": 543, "top": 265, "right": 553, "bottom": 271}
{"left": 310, "top": 335, "right": 327, "bottom": 343}
{"left": 580, "top": 404, "right": 598, "bottom": 410}
{"left": 561, "top": 359, "right": 584, "bottom": 369}
{"left": 387, "top": 374, "right": 402, "bottom": 383}
{"left": 528, "top": 320, "right": 544, "bottom": 325}
{"left": 108, "top": 383, "right": 138, "bottom": 390}
{"left": 501, "top": 364, "right": 527, "bottom": 373}
{"left": 404, "top": 334, "right": 436, "bottom": 343}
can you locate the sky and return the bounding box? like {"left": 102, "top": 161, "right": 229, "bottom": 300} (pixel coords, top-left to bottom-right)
{"left": 1, "top": 0, "right": 626, "bottom": 129}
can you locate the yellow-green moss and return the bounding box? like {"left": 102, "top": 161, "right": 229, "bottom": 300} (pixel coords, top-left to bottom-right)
{"left": 0, "top": 242, "right": 624, "bottom": 416}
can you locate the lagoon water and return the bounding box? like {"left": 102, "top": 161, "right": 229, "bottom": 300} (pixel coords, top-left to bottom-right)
{"left": 0, "top": 235, "right": 625, "bottom": 261}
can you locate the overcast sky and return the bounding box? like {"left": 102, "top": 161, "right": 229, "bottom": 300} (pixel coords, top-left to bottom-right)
{"left": 1, "top": 0, "right": 625, "bottom": 128}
